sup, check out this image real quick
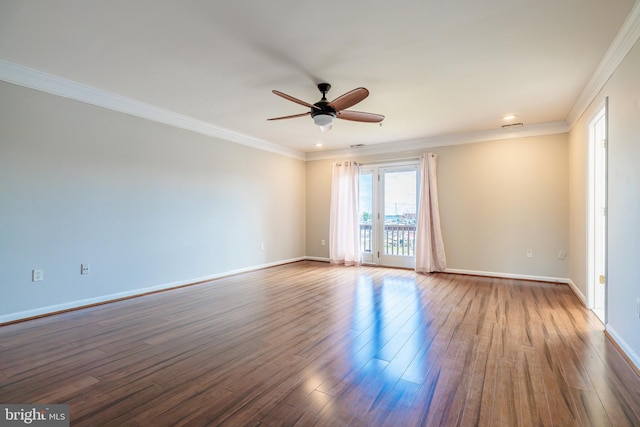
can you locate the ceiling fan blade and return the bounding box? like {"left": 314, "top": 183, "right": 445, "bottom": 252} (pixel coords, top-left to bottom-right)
{"left": 336, "top": 110, "right": 385, "bottom": 123}
{"left": 267, "top": 112, "right": 311, "bottom": 121}
{"left": 272, "top": 90, "right": 319, "bottom": 110}
{"left": 328, "top": 87, "right": 369, "bottom": 111}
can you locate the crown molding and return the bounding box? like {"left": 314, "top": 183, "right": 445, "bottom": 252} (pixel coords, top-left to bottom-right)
{"left": 567, "top": 1, "right": 640, "bottom": 127}
{"left": 0, "top": 59, "right": 306, "bottom": 161}
{"left": 305, "top": 121, "right": 570, "bottom": 161}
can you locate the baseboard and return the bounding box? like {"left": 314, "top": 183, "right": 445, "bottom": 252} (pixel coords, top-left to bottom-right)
{"left": 563, "top": 278, "right": 587, "bottom": 305}
{"left": 0, "top": 257, "right": 306, "bottom": 325}
{"left": 305, "top": 256, "right": 330, "bottom": 262}
{"left": 444, "top": 268, "right": 569, "bottom": 284}
{"left": 444, "top": 269, "right": 589, "bottom": 305}
{"left": 605, "top": 326, "right": 640, "bottom": 377}
{"left": 303, "top": 262, "right": 577, "bottom": 287}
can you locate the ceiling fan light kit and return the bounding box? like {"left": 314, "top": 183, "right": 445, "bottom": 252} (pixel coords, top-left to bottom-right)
{"left": 313, "top": 113, "right": 335, "bottom": 131}
{"left": 268, "top": 83, "right": 384, "bottom": 131}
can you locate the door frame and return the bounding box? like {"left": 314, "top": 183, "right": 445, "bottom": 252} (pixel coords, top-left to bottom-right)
{"left": 359, "top": 161, "right": 420, "bottom": 268}
{"left": 587, "top": 98, "right": 608, "bottom": 324}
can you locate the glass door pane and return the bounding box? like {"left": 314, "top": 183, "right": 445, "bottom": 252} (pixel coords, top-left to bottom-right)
{"left": 359, "top": 171, "right": 374, "bottom": 264}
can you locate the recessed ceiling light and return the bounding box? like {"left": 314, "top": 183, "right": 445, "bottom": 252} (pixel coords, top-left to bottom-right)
{"left": 314, "top": 143, "right": 323, "bottom": 147}
{"left": 503, "top": 114, "right": 517, "bottom": 121}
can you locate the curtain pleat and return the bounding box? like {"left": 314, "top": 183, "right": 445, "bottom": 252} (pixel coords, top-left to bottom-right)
{"left": 329, "top": 161, "right": 361, "bottom": 266}
{"left": 415, "top": 153, "right": 446, "bottom": 273}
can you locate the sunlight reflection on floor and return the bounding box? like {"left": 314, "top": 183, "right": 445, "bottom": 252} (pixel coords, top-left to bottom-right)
{"left": 350, "top": 275, "right": 425, "bottom": 392}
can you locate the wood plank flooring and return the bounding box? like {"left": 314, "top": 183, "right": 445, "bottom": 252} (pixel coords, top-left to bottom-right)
{"left": 1, "top": 260, "right": 640, "bottom": 426}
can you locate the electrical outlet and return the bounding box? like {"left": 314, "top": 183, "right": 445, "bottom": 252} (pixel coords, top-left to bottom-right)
{"left": 526, "top": 250, "right": 533, "bottom": 258}
{"left": 260, "top": 242, "right": 265, "bottom": 250}
{"left": 558, "top": 251, "right": 567, "bottom": 260}
{"left": 81, "top": 264, "right": 90, "bottom": 275}
{"left": 321, "top": 240, "right": 326, "bottom": 246}
{"left": 32, "top": 269, "right": 43, "bottom": 282}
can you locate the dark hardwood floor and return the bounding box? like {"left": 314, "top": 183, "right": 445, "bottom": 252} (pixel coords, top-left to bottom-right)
{"left": 1, "top": 260, "right": 640, "bottom": 426}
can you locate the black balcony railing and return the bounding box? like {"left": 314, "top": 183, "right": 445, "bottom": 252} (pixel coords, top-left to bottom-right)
{"left": 360, "top": 223, "right": 416, "bottom": 256}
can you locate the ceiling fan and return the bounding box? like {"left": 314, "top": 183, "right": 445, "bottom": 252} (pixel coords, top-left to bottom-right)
{"left": 267, "top": 83, "right": 384, "bottom": 132}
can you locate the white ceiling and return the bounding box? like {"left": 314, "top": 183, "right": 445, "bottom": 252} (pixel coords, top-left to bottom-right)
{"left": 0, "top": 1, "right": 636, "bottom": 157}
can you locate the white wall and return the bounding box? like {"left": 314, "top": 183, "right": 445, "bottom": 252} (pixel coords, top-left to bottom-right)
{"left": 306, "top": 133, "right": 570, "bottom": 280}
{"left": 606, "top": 39, "right": 640, "bottom": 366}
{"left": 0, "top": 81, "right": 306, "bottom": 322}
{"left": 569, "top": 38, "right": 640, "bottom": 368}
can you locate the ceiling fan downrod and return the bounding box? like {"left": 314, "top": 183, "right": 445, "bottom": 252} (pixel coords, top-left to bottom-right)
{"left": 317, "top": 83, "right": 331, "bottom": 100}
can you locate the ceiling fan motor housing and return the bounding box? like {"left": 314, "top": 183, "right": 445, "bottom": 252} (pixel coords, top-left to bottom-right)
{"left": 312, "top": 83, "right": 336, "bottom": 118}
{"left": 311, "top": 101, "right": 336, "bottom": 117}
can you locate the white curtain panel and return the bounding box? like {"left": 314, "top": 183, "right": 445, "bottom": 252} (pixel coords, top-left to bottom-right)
{"left": 329, "top": 161, "right": 362, "bottom": 266}
{"left": 415, "top": 153, "right": 447, "bottom": 273}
